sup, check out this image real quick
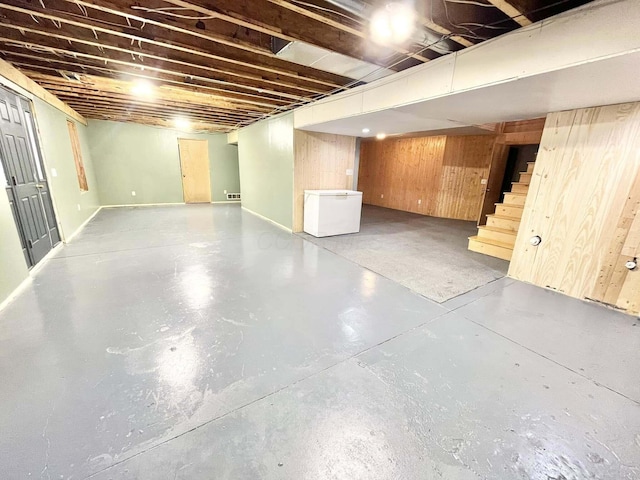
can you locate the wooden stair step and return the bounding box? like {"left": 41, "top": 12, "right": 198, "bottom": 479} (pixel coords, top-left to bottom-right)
{"left": 477, "top": 225, "right": 517, "bottom": 246}
{"left": 487, "top": 214, "right": 521, "bottom": 231}
{"left": 526, "top": 162, "right": 535, "bottom": 174}
{"left": 468, "top": 236, "right": 513, "bottom": 261}
{"left": 511, "top": 182, "right": 529, "bottom": 194}
{"left": 494, "top": 203, "right": 524, "bottom": 219}
{"left": 503, "top": 192, "right": 526, "bottom": 206}
{"left": 519, "top": 172, "right": 532, "bottom": 184}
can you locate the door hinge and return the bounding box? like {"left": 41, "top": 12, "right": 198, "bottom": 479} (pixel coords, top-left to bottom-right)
{"left": 27, "top": 239, "right": 32, "bottom": 249}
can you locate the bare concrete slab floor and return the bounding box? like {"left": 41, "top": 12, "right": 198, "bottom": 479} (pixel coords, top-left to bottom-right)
{"left": 0, "top": 204, "right": 638, "bottom": 479}
{"left": 298, "top": 205, "right": 509, "bottom": 303}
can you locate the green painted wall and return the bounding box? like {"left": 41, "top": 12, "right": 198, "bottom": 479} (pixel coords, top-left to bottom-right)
{"left": 87, "top": 120, "right": 240, "bottom": 205}
{"left": 238, "top": 113, "right": 294, "bottom": 230}
{"left": 0, "top": 192, "right": 29, "bottom": 304}
{"left": 33, "top": 99, "right": 100, "bottom": 240}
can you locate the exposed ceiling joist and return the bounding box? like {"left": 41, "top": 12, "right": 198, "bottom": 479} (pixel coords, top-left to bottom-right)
{"left": 0, "top": 37, "right": 311, "bottom": 102}
{"left": 5, "top": 54, "right": 289, "bottom": 109}
{"left": 486, "top": 0, "right": 533, "bottom": 26}
{"left": 0, "top": 26, "right": 325, "bottom": 97}
{"left": 0, "top": 0, "right": 591, "bottom": 132}
{"left": 0, "top": 3, "right": 345, "bottom": 90}
{"left": 263, "top": 0, "right": 431, "bottom": 61}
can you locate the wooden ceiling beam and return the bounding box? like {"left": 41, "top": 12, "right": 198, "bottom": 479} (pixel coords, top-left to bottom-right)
{"left": 67, "top": 102, "right": 246, "bottom": 124}
{"left": 79, "top": 113, "right": 233, "bottom": 133}
{"left": 156, "top": 0, "right": 418, "bottom": 67}
{"left": 0, "top": 2, "right": 347, "bottom": 90}
{"left": 25, "top": 73, "right": 271, "bottom": 114}
{"left": 0, "top": 38, "right": 312, "bottom": 102}
{"left": 263, "top": 0, "right": 431, "bottom": 61}
{"left": 21, "top": 70, "right": 276, "bottom": 113}
{"left": 6, "top": 55, "right": 289, "bottom": 109}
{"left": 41, "top": 89, "right": 263, "bottom": 120}
{"left": 57, "top": 0, "right": 273, "bottom": 57}
{"left": 416, "top": 15, "right": 474, "bottom": 48}
{"left": 485, "top": 0, "right": 533, "bottom": 26}
{"left": 0, "top": 23, "right": 327, "bottom": 97}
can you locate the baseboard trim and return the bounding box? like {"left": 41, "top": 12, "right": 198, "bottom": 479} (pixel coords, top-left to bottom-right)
{"left": 212, "top": 201, "right": 241, "bottom": 204}
{"left": 64, "top": 206, "right": 103, "bottom": 244}
{"left": 102, "top": 202, "right": 185, "bottom": 208}
{"left": 241, "top": 206, "right": 292, "bottom": 233}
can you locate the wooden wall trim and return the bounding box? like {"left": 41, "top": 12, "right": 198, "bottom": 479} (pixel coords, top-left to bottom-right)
{"left": 0, "top": 58, "right": 87, "bottom": 125}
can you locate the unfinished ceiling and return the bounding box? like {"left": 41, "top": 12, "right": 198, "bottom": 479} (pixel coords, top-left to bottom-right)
{"left": 0, "top": 0, "right": 593, "bottom": 133}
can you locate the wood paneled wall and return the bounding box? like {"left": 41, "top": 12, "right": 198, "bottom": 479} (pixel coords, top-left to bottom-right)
{"left": 509, "top": 102, "right": 640, "bottom": 315}
{"left": 293, "top": 130, "right": 356, "bottom": 232}
{"left": 358, "top": 135, "right": 495, "bottom": 221}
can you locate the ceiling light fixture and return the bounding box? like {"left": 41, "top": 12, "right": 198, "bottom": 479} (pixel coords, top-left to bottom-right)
{"left": 173, "top": 117, "right": 191, "bottom": 130}
{"left": 362, "top": 128, "right": 370, "bottom": 133}
{"left": 370, "top": 2, "right": 416, "bottom": 45}
{"left": 130, "top": 79, "right": 154, "bottom": 98}
{"left": 376, "top": 133, "right": 387, "bottom": 140}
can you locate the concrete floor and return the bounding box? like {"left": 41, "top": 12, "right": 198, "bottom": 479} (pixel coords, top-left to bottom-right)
{"left": 299, "top": 205, "right": 509, "bottom": 303}
{"left": 0, "top": 204, "right": 639, "bottom": 479}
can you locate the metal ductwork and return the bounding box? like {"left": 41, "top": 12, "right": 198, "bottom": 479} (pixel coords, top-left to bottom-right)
{"left": 324, "top": 0, "right": 457, "bottom": 55}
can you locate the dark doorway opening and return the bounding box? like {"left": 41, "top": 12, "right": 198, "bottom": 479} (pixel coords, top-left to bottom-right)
{"left": 499, "top": 144, "right": 539, "bottom": 203}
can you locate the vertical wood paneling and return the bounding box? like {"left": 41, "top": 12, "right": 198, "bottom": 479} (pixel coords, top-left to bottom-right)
{"left": 509, "top": 102, "right": 640, "bottom": 315}
{"left": 357, "top": 135, "right": 495, "bottom": 221}
{"left": 293, "top": 130, "right": 356, "bottom": 232}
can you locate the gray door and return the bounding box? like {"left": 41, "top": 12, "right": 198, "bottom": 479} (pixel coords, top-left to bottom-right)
{"left": 0, "top": 85, "right": 60, "bottom": 267}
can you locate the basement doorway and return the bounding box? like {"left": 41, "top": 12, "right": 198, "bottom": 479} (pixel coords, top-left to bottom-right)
{"left": 0, "top": 84, "right": 60, "bottom": 267}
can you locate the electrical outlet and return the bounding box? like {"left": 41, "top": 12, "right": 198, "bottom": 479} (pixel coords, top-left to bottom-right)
{"left": 480, "top": 178, "right": 488, "bottom": 185}
{"left": 224, "top": 190, "right": 227, "bottom": 194}
{"left": 346, "top": 168, "right": 354, "bottom": 176}
{"left": 51, "top": 168, "right": 58, "bottom": 177}
{"left": 380, "top": 194, "right": 384, "bottom": 199}
{"left": 418, "top": 199, "right": 422, "bottom": 205}
{"left": 131, "top": 191, "right": 136, "bottom": 196}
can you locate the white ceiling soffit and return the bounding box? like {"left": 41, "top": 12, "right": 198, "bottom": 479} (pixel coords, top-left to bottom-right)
{"left": 298, "top": 50, "right": 640, "bottom": 137}
{"left": 276, "top": 41, "right": 396, "bottom": 82}
{"left": 294, "top": 0, "right": 640, "bottom": 137}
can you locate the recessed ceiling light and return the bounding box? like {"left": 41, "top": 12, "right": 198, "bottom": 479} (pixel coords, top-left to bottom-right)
{"left": 362, "top": 128, "right": 370, "bottom": 133}
{"left": 130, "top": 79, "right": 154, "bottom": 98}
{"left": 173, "top": 117, "right": 191, "bottom": 130}
{"left": 376, "top": 133, "right": 387, "bottom": 140}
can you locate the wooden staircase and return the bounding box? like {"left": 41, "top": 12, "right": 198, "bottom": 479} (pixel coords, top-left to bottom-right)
{"left": 468, "top": 162, "right": 534, "bottom": 261}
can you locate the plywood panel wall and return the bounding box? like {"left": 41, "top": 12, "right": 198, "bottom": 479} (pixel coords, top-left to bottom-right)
{"left": 293, "top": 130, "right": 356, "bottom": 232}
{"left": 358, "top": 135, "right": 494, "bottom": 221}
{"left": 509, "top": 102, "right": 640, "bottom": 315}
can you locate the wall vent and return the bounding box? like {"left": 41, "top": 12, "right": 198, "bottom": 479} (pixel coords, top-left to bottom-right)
{"left": 226, "top": 193, "right": 241, "bottom": 200}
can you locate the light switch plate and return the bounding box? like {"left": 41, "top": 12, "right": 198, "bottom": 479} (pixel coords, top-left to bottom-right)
{"left": 346, "top": 169, "right": 354, "bottom": 176}
{"left": 51, "top": 168, "right": 58, "bottom": 177}
{"left": 480, "top": 179, "right": 488, "bottom": 185}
